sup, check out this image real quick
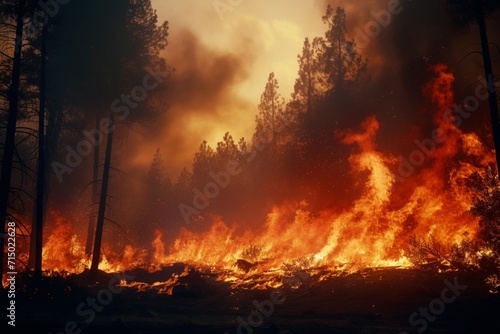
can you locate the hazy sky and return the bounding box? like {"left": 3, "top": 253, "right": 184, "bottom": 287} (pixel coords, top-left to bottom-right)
{"left": 152, "top": 0, "right": 325, "bottom": 98}
{"left": 125, "top": 0, "right": 499, "bottom": 178}
{"left": 125, "top": 0, "right": 327, "bottom": 176}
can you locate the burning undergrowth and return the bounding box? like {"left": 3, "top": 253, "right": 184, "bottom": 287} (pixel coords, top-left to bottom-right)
{"left": 7, "top": 65, "right": 499, "bottom": 296}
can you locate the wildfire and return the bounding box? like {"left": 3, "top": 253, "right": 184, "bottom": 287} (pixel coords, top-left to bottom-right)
{"left": 41, "top": 211, "right": 129, "bottom": 275}
{"left": 42, "top": 212, "right": 87, "bottom": 274}
{"left": 34, "top": 64, "right": 493, "bottom": 288}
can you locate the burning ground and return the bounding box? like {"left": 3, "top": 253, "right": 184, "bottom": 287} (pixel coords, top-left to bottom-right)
{"left": 9, "top": 63, "right": 500, "bottom": 333}
{"left": 35, "top": 64, "right": 498, "bottom": 276}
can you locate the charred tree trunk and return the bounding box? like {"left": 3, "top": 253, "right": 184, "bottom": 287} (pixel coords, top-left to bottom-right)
{"left": 90, "top": 112, "right": 115, "bottom": 273}
{"left": 34, "top": 20, "right": 47, "bottom": 280}
{"left": 0, "top": 1, "right": 25, "bottom": 278}
{"left": 271, "top": 85, "right": 276, "bottom": 161}
{"left": 477, "top": 12, "right": 500, "bottom": 175}
{"left": 85, "top": 117, "right": 100, "bottom": 255}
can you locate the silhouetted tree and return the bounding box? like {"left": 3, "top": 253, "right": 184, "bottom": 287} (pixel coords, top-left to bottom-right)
{"left": 148, "top": 148, "right": 170, "bottom": 190}
{"left": 289, "top": 37, "right": 327, "bottom": 123}
{"left": 253, "top": 72, "right": 286, "bottom": 158}
{"left": 445, "top": 0, "right": 500, "bottom": 175}
{"left": 0, "top": 1, "right": 60, "bottom": 279}
{"left": 90, "top": 0, "right": 171, "bottom": 273}
{"left": 0, "top": 0, "right": 26, "bottom": 278}
{"left": 192, "top": 140, "right": 216, "bottom": 187}
{"left": 287, "top": 37, "right": 327, "bottom": 172}
{"left": 33, "top": 11, "right": 48, "bottom": 281}
{"left": 85, "top": 135, "right": 99, "bottom": 255}
{"left": 215, "top": 132, "right": 239, "bottom": 169}
{"left": 135, "top": 148, "right": 172, "bottom": 244}
{"left": 321, "top": 5, "right": 367, "bottom": 95}
{"left": 213, "top": 132, "right": 244, "bottom": 218}
{"left": 174, "top": 167, "right": 192, "bottom": 198}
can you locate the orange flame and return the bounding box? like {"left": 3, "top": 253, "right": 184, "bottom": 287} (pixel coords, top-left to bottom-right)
{"left": 37, "top": 64, "right": 494, "bottom": 282}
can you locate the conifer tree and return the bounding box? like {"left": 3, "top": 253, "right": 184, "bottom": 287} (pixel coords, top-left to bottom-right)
{"left": 321, "top": 5, "right": 367, "bottom": 94}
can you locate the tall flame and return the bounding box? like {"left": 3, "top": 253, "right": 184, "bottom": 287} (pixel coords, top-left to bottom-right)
{"left": 35, "top": 64, "right": 494, "bottom": 278}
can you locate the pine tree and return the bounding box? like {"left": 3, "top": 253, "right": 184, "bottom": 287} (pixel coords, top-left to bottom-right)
{"left": 0, "top": 0, "right": 26, "bottom": 278}
{"left": 176, "top": 167, "right": 192, "bottom": 192}
{"left": 253, "top": 72, "right": 286, "bottom": 155}
{"left": 321, "top": 5, "right": 367, "bottom": 94}
{"left": 90, "top": 0, "right": 171, "bottom": 273}
{"left": 292, "top": 37, "right": 315, "bottom": 117}
{"left": 33, "top": 10, "right": 48, "bottom": 281}
{"left": 148, "top": 148, "right": 168, "bottom": 187}
{"left": 192, "top": 140, "right": 215, "bottom": 187}
{"left": 143, "top": 148, "right": 171, "bottom": 240}
{"left": 289, "top": 37, "right": 328, "bottom": 127}
{"left": 148, "top": 148, "right": 171, "bottom": 202}
{"left": 216, "top": 132, "right": 239, "bottom": 168}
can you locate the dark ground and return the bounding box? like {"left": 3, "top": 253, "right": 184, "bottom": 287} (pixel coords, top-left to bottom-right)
{"left": 6, "top": 266, "right": 500, "bottom": 334}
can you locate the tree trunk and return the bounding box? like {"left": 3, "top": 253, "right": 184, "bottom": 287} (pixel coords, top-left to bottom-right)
{"left": 90, "top": 112, "right": 115, "bottom": 273}
{"left": 307, "top": 59, "right": 312, "bottom": 117}
{"left": 337, "top": 33, "right": 342, "bottom": 89}
{"left": 477, "top": 13, "right": 500, "bottom": 175}
{"left": 85, "top": 117, "right": 100, "bottom": 255}
{"left": 0, "top": 1, "right": 24, "bottom": 278}
{"left": 272, "top": 84, "right": 276, "bottom": 160}
{"left": 34, "top": 19, "right": 47, "bottom": 280}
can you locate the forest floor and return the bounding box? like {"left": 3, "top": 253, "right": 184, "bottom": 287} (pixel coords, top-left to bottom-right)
{"left": 7, "top": 265, "right": 500, "bottom": 334}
